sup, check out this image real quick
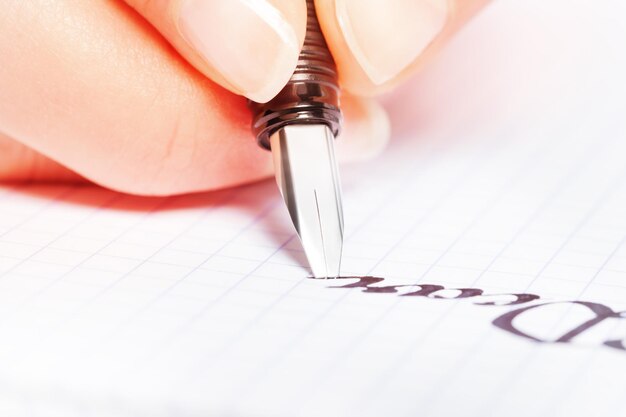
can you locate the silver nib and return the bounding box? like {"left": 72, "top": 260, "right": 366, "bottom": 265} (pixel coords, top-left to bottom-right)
{"left": 271, "top": 125, "right": 344, "bottom": 279}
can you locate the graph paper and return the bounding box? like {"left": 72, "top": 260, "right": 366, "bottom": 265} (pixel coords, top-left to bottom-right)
{"left": 2, "top": 0, "right": 626, "bottom": 416}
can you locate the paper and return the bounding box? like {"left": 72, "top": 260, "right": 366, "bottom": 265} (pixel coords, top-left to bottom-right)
{"left": 2, "top": 0, "right": 626, "bottom": 416}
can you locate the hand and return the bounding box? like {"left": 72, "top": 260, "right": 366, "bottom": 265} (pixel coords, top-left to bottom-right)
{"left": 0, "top": 0, "right": 489, "bottom": 195}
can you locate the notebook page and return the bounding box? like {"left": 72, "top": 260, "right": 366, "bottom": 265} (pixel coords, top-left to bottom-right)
{"left": 2, "top": 0, "right": 626, "bottom": 416}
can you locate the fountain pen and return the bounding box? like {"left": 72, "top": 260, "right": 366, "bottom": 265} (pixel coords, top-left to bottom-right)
{"left": 248, "top": 0, "right": 343, "bottom": 279}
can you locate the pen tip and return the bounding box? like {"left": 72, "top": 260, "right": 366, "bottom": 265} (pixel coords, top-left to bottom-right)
{"left": 271, "top": 125, "right": 344, "bottom": 279}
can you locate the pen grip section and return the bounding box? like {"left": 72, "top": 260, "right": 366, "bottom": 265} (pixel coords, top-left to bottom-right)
{"left": 249, "top": 0, "right": 342, "bottom": 150}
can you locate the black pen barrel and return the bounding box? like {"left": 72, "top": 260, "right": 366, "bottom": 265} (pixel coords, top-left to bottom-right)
{"left": 248, "top": 0, "right": 342, "bottom": 150}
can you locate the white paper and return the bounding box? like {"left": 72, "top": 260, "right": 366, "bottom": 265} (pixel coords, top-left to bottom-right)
{"left": 1, "top": 0, "right": 626, "bottom": 416}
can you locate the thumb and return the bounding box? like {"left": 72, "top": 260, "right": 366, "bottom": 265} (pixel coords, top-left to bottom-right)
{"left": 125, "top": 0, "right": 307, "bottom": 103}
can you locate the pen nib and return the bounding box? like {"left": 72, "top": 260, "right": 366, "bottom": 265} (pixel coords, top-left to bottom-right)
{"left": 271, "top": 125, "right": 344, "bottom": 279}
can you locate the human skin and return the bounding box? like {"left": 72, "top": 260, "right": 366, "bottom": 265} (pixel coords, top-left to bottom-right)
{"left": 0, "top": 0, "right": 490, "bottom": 196}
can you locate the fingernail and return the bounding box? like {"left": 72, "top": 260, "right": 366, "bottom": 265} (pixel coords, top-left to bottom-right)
{"left": 336, "top": 97, "right": 390, "bottom": 163}
{"left": 336, "top": 0, "right": 449, "bottom": 85}
{"left": 178, "top": 0, "right": 300, "bottom": 102}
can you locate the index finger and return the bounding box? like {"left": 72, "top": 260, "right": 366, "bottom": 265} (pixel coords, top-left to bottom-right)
{"left": 315, "top": 0, "right": 492, "bottom": 96}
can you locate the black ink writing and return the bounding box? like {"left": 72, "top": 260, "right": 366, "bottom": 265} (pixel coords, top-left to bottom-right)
{"left": 326, "top": 277, "right": 626, "bottom": 354}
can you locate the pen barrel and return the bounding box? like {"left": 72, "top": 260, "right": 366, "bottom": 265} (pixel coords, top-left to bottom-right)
{"left": 248, "top": 0, "right": 342, "bottom": 150}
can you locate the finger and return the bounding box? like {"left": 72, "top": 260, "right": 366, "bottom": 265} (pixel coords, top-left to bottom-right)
{"left": 0, "top": 0, "right": 386, "bottom": 196}
{"left": 0, "top": 98, "right": 387, "bottom": 185}
{"left": 0, "top": 131, "right": 84, "bottom": 182}
{"left": 336, "top": 95, "right": 389, "bottom": 164}
{"left": 123, "top": 0, "right": 307, "bottom": 103}
{"left": 315, "top": 0, "right": 492, "bottom": 96}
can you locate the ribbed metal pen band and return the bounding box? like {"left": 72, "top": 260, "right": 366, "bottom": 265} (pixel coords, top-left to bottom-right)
{"left": 248, "top": 0, "right": 343, "bottom": 150}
